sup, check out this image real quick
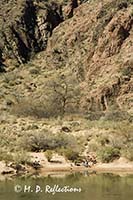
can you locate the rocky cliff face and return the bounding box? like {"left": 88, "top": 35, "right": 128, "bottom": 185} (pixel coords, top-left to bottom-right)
{"left": 0, "top": 0, "right": 87, "bottom": 67}
{"left": 0, "top": 0, "right": 132, "bottom": 115}
{"left": 35, "top": 0, "right": 133, "bottom": 113}
{"left": 0, "top": 0, "right": 63, "bottom": 66}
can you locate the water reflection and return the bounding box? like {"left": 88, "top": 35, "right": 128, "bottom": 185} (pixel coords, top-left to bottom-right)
{"left": 0, "top": 172, "right": 133, "bottom": 200}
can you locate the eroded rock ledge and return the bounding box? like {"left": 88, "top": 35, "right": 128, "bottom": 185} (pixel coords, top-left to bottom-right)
{"left": 0, "top": 0, "right": 64, "bottom": 66}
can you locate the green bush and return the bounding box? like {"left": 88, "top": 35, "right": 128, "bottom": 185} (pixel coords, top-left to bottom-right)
{"left": 103, "top": 110, "right": 132, "bottom": 122}
{"left": 121, "top": 67, "right": 131, "bottom": 77}
{"left": 98, "top": 146, "right": 120, "bottom": 163}
{"left": 11, "top": 100, "right": 56, "bottom": 118}
{"left": 13, "top": 151, "right": 31, "bottom": 165}
{"left": 19, "top": 131, "right": 79, "bottom": 152}
{"left": 61, "top": 148, "right": 80, "bottom": 162}
{"left": 85, "top": 111, "right": 105, "bottom": 121}
{"left": 97, "top": 136, "right": 110, "bottom": 146}
{"left": 122, "top": 147, "right": 133, "bottom": 161}
{"left": 0, "top": 150, "right": 13, "bottom": 165}
{"left": 11, "top": 74, "right": 80, "bottom": 118}
{"left": 45, "top": 150, "right": 53, "bottom": 162}
{"left": 87, "top": 142, "right": 100, "bottom": 152}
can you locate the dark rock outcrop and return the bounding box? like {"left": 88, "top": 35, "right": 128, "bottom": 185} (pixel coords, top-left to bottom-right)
{"left": 0, "top": 48, "right": 6, "bottom": 72}
{"left": 0, "top": 0, "right": 63, "bottom": 67}
{"left": 64, "top": 0, "right": 78, "bottom": 19}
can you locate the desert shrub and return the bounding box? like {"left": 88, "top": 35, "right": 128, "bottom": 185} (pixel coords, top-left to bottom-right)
{"left": 116, "top": 122, "right": 133, "bottom": 142}
{"left": 122, "top": 147, "right": 133, "bottom": 161}
{"left": 85, "top": 111, "right": 105, "bottom": 121}
{"left": 97, "top": 136, "right": 110, "bottom": 146}
{"left": 121, "top": 66, "right": 132, "bottom": 77}
{"left": 11, "top": 99, "right": 64, "bottom": 118}
{"left": 109, "top": 136, "right": 125, "bottom": 150}
{"left": 60, "top": 148, "right": 80, "bottom": 162}
{"left": 85, "top": 118, "right": 132, "bottom": 135}
{"left": 0, "top": 150, "right": 13, "bottom": 165}
{"left": 45, "top": 75, "right": 81, "bottom": 116}
{"left": 11, "top": 90, "right": 80, "bottom": 119}
{"left": 11, "top": 100, "right": 50, "bottom": 118}
{"left": 45, "top": 150, "right": 53, "bottom": 162}
{"left": 87, "top": 142, "right": 100, "bottom": 152}
{"left": 0, "top": 128, "right": 18, "bottom": 152}
{"left": 102, "top": 110, "right": 132, "bottom": 122}
{"left": 98, "top": 146, "right": 120, "bottom": 163}
{"left": 19, "top": 130, "right": 79, "bottom": 152}
{"left": 13, "top": 151, "right": 31, "bottom": 165}
{"left": 11, "top": 73, "right": 81, "bottom": 118}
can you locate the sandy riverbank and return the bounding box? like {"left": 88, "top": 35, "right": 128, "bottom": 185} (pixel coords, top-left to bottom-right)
{"left": 30, "top": 153, "right": 133, "bottom": 173}
{"left": 0, "top": 156, "right": 133, "bottom": 179}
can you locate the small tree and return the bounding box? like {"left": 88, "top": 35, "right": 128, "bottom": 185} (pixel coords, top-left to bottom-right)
{"left": 45, "top": 74, "right": 80, "bottom": 117}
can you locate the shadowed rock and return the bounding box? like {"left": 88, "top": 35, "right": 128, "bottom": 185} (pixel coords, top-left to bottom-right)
{"left": 0, "top": 0, "right": 63, "bottom": 67}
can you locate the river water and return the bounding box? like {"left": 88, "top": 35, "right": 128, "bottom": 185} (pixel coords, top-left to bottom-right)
{"left": 0, "top": 172, "right": 133, "bottom": 200}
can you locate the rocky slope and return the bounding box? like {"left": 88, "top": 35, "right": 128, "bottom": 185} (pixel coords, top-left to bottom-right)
{"left": 0, "top": 0, "right": 84, "bottom": 67}
{"left": 0, "top": 0, "right": 132, "bottom": 115}
{"left": 0, "top": 0, "right": 64, "bottom": 65}
{"left": 41, "top": 0, "right": 133, "bottom": 113}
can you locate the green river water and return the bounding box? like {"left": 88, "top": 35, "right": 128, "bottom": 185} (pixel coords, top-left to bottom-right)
{"left": 0, "top": 172, "right": 133, "bottom": 200}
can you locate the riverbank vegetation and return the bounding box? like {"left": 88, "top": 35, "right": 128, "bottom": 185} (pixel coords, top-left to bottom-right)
{"left": 0, "top": 111, "right": 132, "bottom": 168}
